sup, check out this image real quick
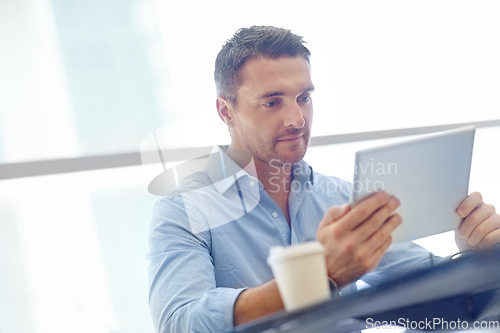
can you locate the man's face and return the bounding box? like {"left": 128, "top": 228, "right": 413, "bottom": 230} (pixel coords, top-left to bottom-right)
{"left": 228, "top": 56, "right": 314, "bottom": 166}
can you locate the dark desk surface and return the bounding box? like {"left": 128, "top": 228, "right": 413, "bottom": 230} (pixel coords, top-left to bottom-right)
{"left": 231, "top": 248, "right": 500, "bottom": 333}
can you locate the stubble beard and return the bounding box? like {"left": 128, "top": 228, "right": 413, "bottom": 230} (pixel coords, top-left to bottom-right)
{"left": 255, "top": 130, "right": 311, "bottom": 167}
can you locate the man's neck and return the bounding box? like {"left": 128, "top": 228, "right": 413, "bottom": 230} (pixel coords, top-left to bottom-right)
{"left": 226, "top": 147, "right": 294, "bottom": 224}
{"left": 253, "top": 158, "right": 292, "bottom": 196}
{"left": 225, "top": 147, "right": 293, "bottom": 195}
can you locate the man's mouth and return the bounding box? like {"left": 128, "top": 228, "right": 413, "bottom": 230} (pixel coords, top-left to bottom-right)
{"left": 276, "top": 134, "right": 304, "bottom": 142}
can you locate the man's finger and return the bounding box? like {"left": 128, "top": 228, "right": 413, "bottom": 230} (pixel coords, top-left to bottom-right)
{"left": 353, "top": 196, "right": 400, "bottom": 242}
{"left": 364, "top": 213, "right": 402, "bottom": 250}
{"left": 357, "top": 235, "right": 394, "bottom": 273}
{"left": 479, "top": 228, "right": 500, "bottom": 249}
{"left": 458, "top": 203, "right": 495, "bottom": 240}
{"left": 345, "top": 192, "right": 392, "bottom": 230}
{"left": 469, "top": 214, "right": 500, "bottom": 247}
{"left": 457, "top": 192, "right": 483, "bottom": 218}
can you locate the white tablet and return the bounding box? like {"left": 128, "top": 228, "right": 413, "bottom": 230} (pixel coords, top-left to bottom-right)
{"left": 350, "top": 126, "right": 476, "bottom": 244}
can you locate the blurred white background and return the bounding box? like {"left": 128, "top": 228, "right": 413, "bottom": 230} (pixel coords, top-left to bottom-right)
{"left": 0, "top": 0, "right": 499, "bottom": 332}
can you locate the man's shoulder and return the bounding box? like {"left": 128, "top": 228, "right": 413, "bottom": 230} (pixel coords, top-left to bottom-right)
{"left": 159, "top": 170, "right": 213, "bottom": 198}
{"left": 151, "top": 168, "right": 255, "bottom": 234}
{"left": 150, "top": 170, "right": 218, "bottom": 237}
{"left": 151, "top": 170, "right": 216, "bottom": 217}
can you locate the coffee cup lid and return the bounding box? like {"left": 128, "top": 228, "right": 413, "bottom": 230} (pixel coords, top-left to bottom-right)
{"left": 267, "top": 241, "right": 325, "bottom": 263}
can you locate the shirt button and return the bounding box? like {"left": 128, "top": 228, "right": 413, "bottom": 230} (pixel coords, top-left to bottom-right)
{"left": 249, "top": 180, "right": 256, "bottom": 187}
{"left": 272, "top": 211, "right": 279, "bottom": 218}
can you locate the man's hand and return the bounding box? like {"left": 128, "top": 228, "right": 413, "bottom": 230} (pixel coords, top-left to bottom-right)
{"left": 316, "top": 191, "right": 402, "bottom": 288}
{"left": 456, "top": 192, "right": 500, "bottom": 251}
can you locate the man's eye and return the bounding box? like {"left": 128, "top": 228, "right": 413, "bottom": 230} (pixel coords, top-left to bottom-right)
{"left": 265, "top": 101, "right": 278, "bottom": 107}
{"left": 300, "top": 96, "right": 311, "bottom": 103}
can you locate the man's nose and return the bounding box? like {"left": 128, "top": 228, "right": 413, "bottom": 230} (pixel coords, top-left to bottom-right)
{"left": 283, "top": 102, "right": 305, "bottom": 129}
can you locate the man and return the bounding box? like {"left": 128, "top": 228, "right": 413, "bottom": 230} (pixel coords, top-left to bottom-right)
{"left": 147, "top": 26, "right": 500, "bottom": 333}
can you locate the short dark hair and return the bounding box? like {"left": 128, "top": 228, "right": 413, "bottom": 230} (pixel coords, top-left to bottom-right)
{"left": 214, "top": 26, "right": 311, "bottom": 104}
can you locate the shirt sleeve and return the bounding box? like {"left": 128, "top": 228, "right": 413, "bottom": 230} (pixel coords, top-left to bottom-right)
{"left": 147, "top": 197, "right": 245, "bottom": 333}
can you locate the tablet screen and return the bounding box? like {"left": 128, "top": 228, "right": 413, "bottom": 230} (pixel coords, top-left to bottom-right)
{"left": 351, "top": 126, "right": 475, "bottom": 243}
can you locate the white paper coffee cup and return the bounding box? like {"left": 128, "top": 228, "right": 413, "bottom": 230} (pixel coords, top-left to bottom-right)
{"left": 267, "top": 241, "right": 331, "bottom": 311}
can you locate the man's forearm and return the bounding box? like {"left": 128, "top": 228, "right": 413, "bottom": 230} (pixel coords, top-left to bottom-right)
{"left": 233, "top": 279, "right": 284, "bottom": 326}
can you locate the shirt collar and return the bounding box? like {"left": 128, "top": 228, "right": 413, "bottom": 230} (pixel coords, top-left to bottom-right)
{"left": 291, "top": 159, "right": 315, "bottom": 185}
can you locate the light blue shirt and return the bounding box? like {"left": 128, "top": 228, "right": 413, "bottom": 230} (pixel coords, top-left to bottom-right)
{"left": 147, "top": 146, "right": 436, "bottom": 333}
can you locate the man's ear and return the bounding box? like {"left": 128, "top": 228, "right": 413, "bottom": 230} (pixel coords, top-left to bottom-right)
{"left": 216, "top": 97, "right": 236, "bottom": 127}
